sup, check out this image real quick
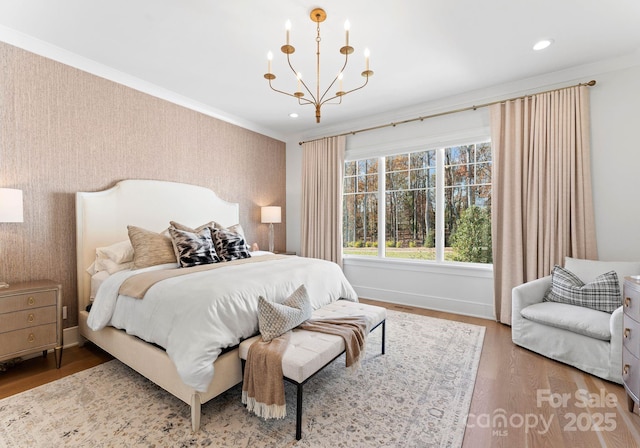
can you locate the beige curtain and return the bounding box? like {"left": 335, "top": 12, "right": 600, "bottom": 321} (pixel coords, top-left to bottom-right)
{"left": 490, "top": 85, "right": 597, "bottom": 325}
{"left": 300, "top": 136, "right": 346, "bottom": 266}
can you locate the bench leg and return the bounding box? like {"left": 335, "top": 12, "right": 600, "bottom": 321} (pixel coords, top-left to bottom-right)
{"left": 296, "top": 382, "right": 303, "bottom": 440}
{"left": 381, "top": 320, "right": 386, "bottom": 355}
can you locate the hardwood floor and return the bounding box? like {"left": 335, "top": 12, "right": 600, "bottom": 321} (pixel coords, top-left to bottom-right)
{"left": 0, "top": 343, "right": 112, "bottom": 400}
{"left": 2, "top": 301, "right": 639, "bottom": 447}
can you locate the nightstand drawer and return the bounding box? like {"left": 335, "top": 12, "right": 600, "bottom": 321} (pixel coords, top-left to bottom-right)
{"left": 0, "top": 306, "right": 57, "bottom": 333}
{"left": 623, "top": 346, "right": 640, "bottom": 401}
{"left": 0, "top": 323, "right": 57, "bottom": 357}
{"left": 0, "top": 290, "right": 56, "bottom": 314}
{"left": 624, "top": 280, "right": 640, "bottom": 321}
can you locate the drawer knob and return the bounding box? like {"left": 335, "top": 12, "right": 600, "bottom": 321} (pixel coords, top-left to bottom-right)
{"left": 625, "top": 297, "right": 632, "bottom": 307}
{"left": 28, "top": 296, "right": 35, "bottom": 306}
{"left": 27, "top": 333, "right": 35, "bottom": 343}
{"left": 624, "top": 364, "right": 631, "bottom": 376}
{"left": 27, "top": 313, "right": 35, "bottom": 323}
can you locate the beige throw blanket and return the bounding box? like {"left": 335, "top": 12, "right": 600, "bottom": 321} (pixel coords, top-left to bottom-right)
{"left": 242, "top": 316, "right": 368, "bottom": 420}
{"left": 119, "top": 254, "right": 286, "bottom": 299}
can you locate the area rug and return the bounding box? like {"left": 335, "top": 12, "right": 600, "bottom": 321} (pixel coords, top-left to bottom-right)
{"left": 0, "top": 310, "right": 485, "bottom": 448}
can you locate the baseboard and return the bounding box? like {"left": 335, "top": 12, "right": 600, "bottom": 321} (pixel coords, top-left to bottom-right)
{"left": 63, "top": 326, "right": 79, "bottom": 349}
{"left": 353, "top": 285, "right": 494, "bottom": 320}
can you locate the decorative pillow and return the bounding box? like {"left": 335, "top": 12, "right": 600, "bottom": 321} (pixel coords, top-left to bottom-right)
{"left": 214, "top": 222, "right": 246, "bottom": 240}
{"left": 543, "top": 265, "right": 621, "bottom": 313}
{"left": 211, "top": 227, "right": 251, "bottom": 262}
{"left": 169, "top": 220, "right": 215, "bottom": 233}
{"left": 168, "top": 227, "right": 221, "bottom": 268}
{"left": 564, "top": 257, "right": 640, "bottom": 298}
{"left": 258, "top": 285, "right": 313, "bottom": 342}
{"left": 127, "top": 225, "right": 177, "bottom": 269}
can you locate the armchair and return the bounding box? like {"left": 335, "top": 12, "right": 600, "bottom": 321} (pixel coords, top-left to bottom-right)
{"left": 512, "top": 257, "right": 640, "bottom": 384}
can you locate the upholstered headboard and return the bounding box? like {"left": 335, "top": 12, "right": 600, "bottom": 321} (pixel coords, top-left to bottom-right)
{"left": 76, "top": 179, "right": 240, "bottom": 310}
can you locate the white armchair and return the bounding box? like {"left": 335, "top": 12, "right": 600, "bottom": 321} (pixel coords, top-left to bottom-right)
{"left": 512, "top": 257, "right": 640, "bottom": 384}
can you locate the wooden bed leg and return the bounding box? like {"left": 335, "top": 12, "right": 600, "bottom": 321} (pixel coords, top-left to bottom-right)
{"left": 191, "top": 392, "right": 201, "bottom": 432}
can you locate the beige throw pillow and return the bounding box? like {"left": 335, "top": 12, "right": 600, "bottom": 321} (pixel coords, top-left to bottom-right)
{"left": 127, "top": 225, "right": 177, "bottom": 269}
{"left": 258, "top": 285, "right": 312, "bottom": 342}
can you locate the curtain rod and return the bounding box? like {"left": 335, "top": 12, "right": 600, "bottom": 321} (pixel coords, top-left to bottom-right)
{"left": 298, "top": 80, "right": 596, "bottom": 146}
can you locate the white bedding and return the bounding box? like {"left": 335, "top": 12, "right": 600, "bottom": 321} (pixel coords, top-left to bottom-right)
{"left": 88, "top": 255, "right": 357, "bottom": 391}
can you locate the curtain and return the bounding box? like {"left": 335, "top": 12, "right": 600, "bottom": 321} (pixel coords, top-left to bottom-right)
{"left": 490, "top": 85, "right": 597, "bottom": 325}
{"left": 300, "top": 136, "right": 346, "bottom": 266}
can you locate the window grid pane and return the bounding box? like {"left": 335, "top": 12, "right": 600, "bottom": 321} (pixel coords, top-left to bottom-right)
{"left": 343, "top": 157, "right": 379, "bottom": 256}
{"left": 342, "top": 141, "right": 491, "bottom": 264}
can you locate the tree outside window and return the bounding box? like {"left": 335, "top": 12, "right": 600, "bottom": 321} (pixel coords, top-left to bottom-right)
{"left": 343, "top": 140, "right": 492, "bottom": 264}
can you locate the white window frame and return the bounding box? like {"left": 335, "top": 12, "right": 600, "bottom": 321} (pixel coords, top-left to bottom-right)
{"left": 343, "top": 138, "right": 492, "bottom": 266}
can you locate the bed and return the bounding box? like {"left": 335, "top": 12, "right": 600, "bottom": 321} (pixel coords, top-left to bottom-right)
{"left": 75, "top": 179, "right": 357, "bottom": 431}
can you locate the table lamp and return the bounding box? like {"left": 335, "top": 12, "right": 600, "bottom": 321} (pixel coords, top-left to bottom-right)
{"left": 261, "top": 206, "right": 281, "bottom": 253}
{"left": 0, "top": 188, "right": 24, "bottom": 288}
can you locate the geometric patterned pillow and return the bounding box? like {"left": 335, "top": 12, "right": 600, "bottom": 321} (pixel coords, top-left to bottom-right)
{"left": 211, "top": 227, "right": 251, "bottom": 262}
{"left": 543, "top": 265, "right": 621, "bottom": 313}
{"left": 214, "top": 222, "right": 247, "bottom": 240}
{"left": 258, "top": 285, "right": 313, "bottom": 342}
{"left": 168, "top": 227, "right": 221, "bottom": 268}
{"left": 169, "top": 220, "right": 215, "bottom": 233}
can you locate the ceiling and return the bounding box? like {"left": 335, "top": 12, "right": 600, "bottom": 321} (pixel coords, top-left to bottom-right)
{"left": 0, "top": 1, "right": 639, "bottom": 141}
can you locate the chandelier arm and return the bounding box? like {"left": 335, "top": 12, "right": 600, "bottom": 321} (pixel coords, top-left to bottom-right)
{"left": 318, "top": 74, "right": 370, "bottom": 107}
{"left": 285, "top": 52, "right": 318, "bottom": 103}
{"left": 268, "top": 79, "right": 314, "bottom": 104}
{"left": 318, "top": 53, "right": 350, "bottom": 104}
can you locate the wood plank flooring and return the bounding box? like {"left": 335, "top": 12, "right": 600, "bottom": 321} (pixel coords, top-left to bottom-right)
{"left": 1, "top": 300, "right": 639, "bottom": 447}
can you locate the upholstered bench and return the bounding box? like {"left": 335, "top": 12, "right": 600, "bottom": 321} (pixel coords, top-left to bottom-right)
{"left": 239, "top": 300, "right": 387, "bottom": 440}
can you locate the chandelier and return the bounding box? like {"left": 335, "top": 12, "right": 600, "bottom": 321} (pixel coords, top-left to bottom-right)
{"left": 264, "top": 8, "right": 373, "bottom": 123}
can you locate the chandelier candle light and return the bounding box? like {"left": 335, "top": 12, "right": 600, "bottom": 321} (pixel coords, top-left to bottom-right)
{"left": 264, "top": 8, "right": 373, "bottom": 123}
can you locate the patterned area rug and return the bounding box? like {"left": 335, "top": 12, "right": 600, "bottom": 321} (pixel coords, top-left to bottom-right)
{"left": 0, "top": 310, "right": 485, "bottom": 448}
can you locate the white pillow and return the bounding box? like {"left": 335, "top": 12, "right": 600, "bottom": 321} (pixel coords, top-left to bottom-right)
{"left": 96, "top": 258, "right": 134, "bottom": 275}
{"left": 85, "top": 240, "right": 135, "bottom": 275}
{"left": 96, "top": 240, "right": 134, "bottom": 264}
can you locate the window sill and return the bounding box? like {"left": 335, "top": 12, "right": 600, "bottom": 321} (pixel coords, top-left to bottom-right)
{"left": 342, "top": 255, "right": 493, "bottom": 279}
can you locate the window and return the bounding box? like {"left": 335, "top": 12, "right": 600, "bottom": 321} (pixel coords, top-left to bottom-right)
{"left": 343, "top": 141, "right": 492, "bottom": 264}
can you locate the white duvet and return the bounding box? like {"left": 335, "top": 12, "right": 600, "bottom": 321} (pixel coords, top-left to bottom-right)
{"left": 87, "top": 255, "right": 357, "bottom": 391}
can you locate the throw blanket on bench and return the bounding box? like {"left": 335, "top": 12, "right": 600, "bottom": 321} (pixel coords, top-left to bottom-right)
{"left": 242, "top": 316, "right": 369, "bottom": 420}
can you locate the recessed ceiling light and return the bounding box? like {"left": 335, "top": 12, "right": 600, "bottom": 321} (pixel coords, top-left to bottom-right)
{"left": 289, "top": 112, "right": 299, "bottom": 118}
{"left": 533, "top": 39, "right": 554, "bottom": 51}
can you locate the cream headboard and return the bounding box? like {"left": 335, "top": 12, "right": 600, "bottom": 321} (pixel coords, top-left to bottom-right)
{"left": 76, "top": 179, "right": 240, "bottom": 311}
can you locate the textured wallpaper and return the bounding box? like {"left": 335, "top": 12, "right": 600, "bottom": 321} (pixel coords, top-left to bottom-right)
{"left": 0, "top": 42, "right": 286, "bottom": 328}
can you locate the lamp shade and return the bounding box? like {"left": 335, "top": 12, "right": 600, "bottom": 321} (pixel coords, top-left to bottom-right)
{"left": 261, "top": 206, "right": 281, "bottom": 224}
{"left": 0, "top": 188, "right": 23, "bottom": 223}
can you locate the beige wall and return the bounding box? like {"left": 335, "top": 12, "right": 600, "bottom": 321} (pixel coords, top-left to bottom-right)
{"left": 0, "top": 42, "right": 286, "bottom": 328}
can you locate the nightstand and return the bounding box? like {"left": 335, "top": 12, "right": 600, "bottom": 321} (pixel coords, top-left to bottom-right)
{"left": 623, "top": 277, "right": 640, "bottom": 412}
{"left": 0, "top": 280, "right": 63, "bottom": 368}
{"left": 275, "top": 251, "right": 297, "bottom": 256}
